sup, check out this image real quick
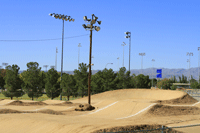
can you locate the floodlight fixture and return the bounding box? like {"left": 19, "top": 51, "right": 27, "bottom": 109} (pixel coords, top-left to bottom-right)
{"left": 125, "top": 31, "right": 131, "bottom": 35}
{"left": 49, "top": 13, "right": 54, "bottom": 16}
{"left": 94, "top": 16, "right": 98, "bottom": 21}
{"left": 95, "top": 26, "right": 100, "bottom": 32}
{"left": 54, "top": 14, "right": 59, "bottom": 19}
{"left": 82, "top": 24, "right": 87, "bottom": 29}
{"left": 91, "top": 20, "right": 96, "bottom": 24}
{"left": 83, "top": 16, "right": 87, "bottom": 21}
{"left": 97, "top": 21, "right": 101, "bottom": 25}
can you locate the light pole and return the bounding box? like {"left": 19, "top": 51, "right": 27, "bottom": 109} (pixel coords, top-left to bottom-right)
{"left": 187, "top": 59, "right": 189, "bottom": 82}
{"left": 49, "top": 13, "right": 74, "bottom": 100}
{"left": 139, "top": 53, "right": 146, "bottom": 75}
{"left": 125, "top": 31, "right": 131, "bottom": 72}
{"left": 55, "top": 47, "right": 58, "bottom": 71}
{"left": 105, "top": 63, "right": 113, "bottom": 69}
{"left": 187, "top": 52, "right": 193, "bottom": 86}
{"left": 78, "top": 43, "right": 82, "bottom": 68}
{"left": 198, "top": 47, "right": 200, "bottom": 83}
{"left": 91, "top": 55, "right": 94, "bottom": 73}
{"left": 50, "top": 66, "right": 55, "bottom": 69}
{"left": 152, "top": 59, "right": 155, "bottom": 87}
{"left": 121, "top": 42, "right": 127, "bottom": 68}
{"left": 43, "top": 65, "right": 48, "bottom": 72}
{"left": 82, "top": 14, "right": 101, "bottom": 105}
{"left": 117, "top": 57, "right": 120, "bottom": 72}
{"left": 2, "top": 63, "right": 8, "bottom": 69}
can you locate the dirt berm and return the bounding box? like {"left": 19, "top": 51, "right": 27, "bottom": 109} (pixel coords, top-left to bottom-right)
{"left": 154, "top": 93, "right": 198, "bottom": 105}
{"left": 7, "top": 101, "right": 48, "bottom": 106}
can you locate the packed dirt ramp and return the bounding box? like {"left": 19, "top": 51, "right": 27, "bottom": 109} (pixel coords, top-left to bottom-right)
{"left": 145, "top": 104, "right": 200, "bottom": 117}
{"left": 7, "top": 100, "right": 48, "bottom": 106}
{"left": 154, "top": 93, "right": 198, "bottom": 105}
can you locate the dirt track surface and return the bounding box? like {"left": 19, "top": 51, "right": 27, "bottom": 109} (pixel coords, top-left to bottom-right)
{"left": 1, "top": 89, "right": 200, "bottom": 133}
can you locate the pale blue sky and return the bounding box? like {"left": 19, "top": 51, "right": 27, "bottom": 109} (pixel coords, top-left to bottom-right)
{"left": 0, "top": 0, "right": 200, "bottom": 72}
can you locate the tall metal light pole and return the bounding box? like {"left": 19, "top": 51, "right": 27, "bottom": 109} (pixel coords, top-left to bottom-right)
{"left": 125, "top": 31, "right": 131, "bottom": 72}
{"left": 198, "top": 47, "right": 200, "bottom": 83}
{"left": 55, "top": 47, "right": 58, "bottom": 71}
{"left": 50, "top": 66, "right": 55, "bottom": 69}
{"left": 43, "top": 65, "right": 48, "bottom": 72}
{"left": 187, "top": 59, "right": 189, "bottom": 82}
{"left": 187, "top": 52, "right": 193, "bottom": 86}
{"left": 121, "top": 42, "right": 127, "bottom": 68}
{"left": 117, "top": 57, "right": 120, "bottom": 72}
{"left": 2, "top": 63, "right": 8, "bottom": 69}
{"left": 82, "top": 14, "right": 101, "bottom": 105}
{"left": 49, "top": 13, "right": 74, "bottom": 100}
{"left": 152, "top": 59, "right": 155, "bottom": 87}
{"left": 105, "top": 63, "right": 113, "bottom": 69}
{"left": 139, "top": 53, "right": 146, "bottom": 74}
{"left": 78, "top": 43, "right": 82, "bottom": 68}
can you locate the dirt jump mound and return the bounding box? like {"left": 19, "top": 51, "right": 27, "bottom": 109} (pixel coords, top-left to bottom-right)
{"left": 7, "top": 100, "right": 48, "bottom": 106}
{"left": 38, "top": 109, "right": 63, "bottom": 115}
{"left": 154, "top": 93, "right": 198, "bottom": 105}
{"left": 75, "top": 103, "right": 95, "bottom": 111}
{"left": 52, "top": 101, "right": 73, "bottom": 106}
{"left": 145, "top": 104, "right": 200, "bottom": 117}
{"left": 0, "top": 109, "right": 21, "bottom": 114}
{"left": 92, "top": 124, "right": 183, "bottom": 133}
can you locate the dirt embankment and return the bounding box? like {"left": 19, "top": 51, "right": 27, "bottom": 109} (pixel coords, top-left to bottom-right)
{"left": 145, "top": 104, "right": 200, "bottom": 117}
{"left": 92, "top": 124, "right": 183, "bottom": 133}
{"left": 0, "top": 108, "right": 64, "bottom": 115}
{"left": 154, "top": 93, "right": 198, "bottom": 105}
{"left": 7, "top": 101, "right": 48, "bottom": 106}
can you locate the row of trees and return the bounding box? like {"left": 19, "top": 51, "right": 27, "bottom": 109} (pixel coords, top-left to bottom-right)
{"left": 1, "top": 61, "right": 200, "bottom": 100}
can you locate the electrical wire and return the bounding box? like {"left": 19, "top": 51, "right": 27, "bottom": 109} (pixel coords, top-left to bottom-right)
{"left": 0, "top": 34, "right": 89, "bottom": 42}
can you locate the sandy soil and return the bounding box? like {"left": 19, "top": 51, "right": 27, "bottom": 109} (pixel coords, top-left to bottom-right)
{"left": 0, "top": 89, "right": 200, "bottom": 133}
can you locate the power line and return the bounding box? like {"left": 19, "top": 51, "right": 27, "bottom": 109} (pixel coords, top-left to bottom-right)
{"left": 0, "top": 34, "right": 89, "bottom": 42}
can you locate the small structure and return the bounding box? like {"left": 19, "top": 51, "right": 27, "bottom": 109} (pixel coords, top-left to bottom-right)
{"left": 172, "top": 83, "right": 191, "bottom": 89}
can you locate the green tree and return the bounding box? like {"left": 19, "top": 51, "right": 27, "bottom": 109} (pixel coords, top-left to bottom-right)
{"left": 157, "top": 78, "right": 171, "bottom": 89}
{"left": 0, "top": 69, "right": 6, "bottom": 92}
{"left": 3, "top": 65, "right": 24, "bottom": 99}
{"left": 61, "top": 74, "right": 77, "bottom": 100}
{"left": 190, "top": 80, "right": 200, "bottom": 89}
{"left": 134, "top": 74, "right": 151, "bottom": 88}
{"left": 40, "top": 71, "right": 47, "bottom": 92}
{"left": 91, "top": 71, "right": 104, "bottom": 94}
{"left": 101, "top": 68, "right": 117, "bottom": 92}
{"left": 74, "top": 63, "right": 88, "bottom": 97}
{"left": 45, "top": 68, "right": 60, "bottom": 100}
{"left": 114, "top": 67, "right": 127, "bottom": 89}
{"left": 22, "top": 62, "right": 43, "bottom": 100}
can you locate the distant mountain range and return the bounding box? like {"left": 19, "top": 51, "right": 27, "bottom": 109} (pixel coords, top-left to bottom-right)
{"left": 19, "top": 67, "right": 200, "bottom": 81}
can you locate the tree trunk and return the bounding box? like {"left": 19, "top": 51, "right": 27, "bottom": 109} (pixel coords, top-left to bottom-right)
{"left": 32, "top": 96, "right": 33, "bottom": 101}
{"left": 67, "top": 95, "right": 69, "bottom": 101}
{"left": 11, "top": 97, "right": 13, "bottom": 100}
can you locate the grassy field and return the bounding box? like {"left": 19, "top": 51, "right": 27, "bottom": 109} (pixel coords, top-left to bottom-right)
{"left": 0, "top": 93, "right": 83, "bottom": 101}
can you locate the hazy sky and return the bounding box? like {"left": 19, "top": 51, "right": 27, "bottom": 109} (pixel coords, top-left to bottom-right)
{"left": 0, "top": 0, "right": 200, "bottom": 72}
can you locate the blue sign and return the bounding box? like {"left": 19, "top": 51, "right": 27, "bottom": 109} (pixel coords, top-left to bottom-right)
{"left": 156, "top": 69, "right": 162, "bottom": 78}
